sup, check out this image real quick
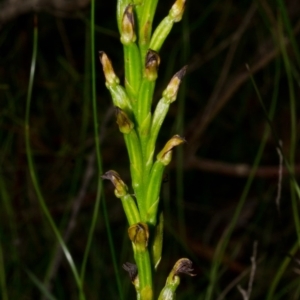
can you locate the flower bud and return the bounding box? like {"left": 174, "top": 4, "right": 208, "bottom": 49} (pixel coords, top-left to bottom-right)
{"left": 162, "top": 65, "right": 187, "bottom": 103}
{"left": 144, "top": 49, "right": 160, "bottom": 81}
{"left": 115, "top": 107, "right": 134, "bottom": 134}
{"left": 101, "top": 170, "right": 128, "bottom": 198}
{"left": 157, "top": 135, "right": 186, "bottom": 165}
{"left": 128, "top": 222, "right": 149, "bottom": 251}
{"left": 121, "top": 5, "right": 136, "bottom": 44}
{"left": 170, "top": 0, "right": 186, "bottom": 22}
{"left": 99, "top": 51, "right": 120, "bottom": 87}
{"left": 158, "top": 258, "right": 195, "bottom": 300}
{"left": 172, "top": 258, "right": 196, "bottom": 278}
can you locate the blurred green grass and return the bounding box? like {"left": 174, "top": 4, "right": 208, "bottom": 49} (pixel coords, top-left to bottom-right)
{"left": 1, "top": 0, "right": 300, "bottom": 299}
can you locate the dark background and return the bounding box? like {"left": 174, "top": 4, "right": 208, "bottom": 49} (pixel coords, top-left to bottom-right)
{"left": 1, "top": 0, "right": 300, "bottom": 299}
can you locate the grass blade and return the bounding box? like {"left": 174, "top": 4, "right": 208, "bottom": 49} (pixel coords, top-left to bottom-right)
{"left": 25, "top": 15, "right": 84, "bottom": 299}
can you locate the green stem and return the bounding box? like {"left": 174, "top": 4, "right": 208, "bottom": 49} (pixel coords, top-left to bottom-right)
{"left": 121, "top": 194, "right": 141, "bottom": 225}
{"left": 150, "top": 15, "right": 175, "bottom": 52}
{"left": 123, "top": 43, "right": 142, "bottom": 105}
{"left": 144, "top": 160, "right": 164, "bottom": 223}
{"left": 150, "top": 0, "right": 186, "bottom": 53}
{"left": 134, "top": 248, "right": 153, "bottom": 300}
{"left": 146, "top": 99, "right": 169, "bottom": 165}
{"left": 138, "top": 0, "right": 159, "bottom": 61}
{"left": 137, "top": 79, "right": 155, "bottom": 129}
{"left": 123, "top": 131, "right": 146, "bottom": 218}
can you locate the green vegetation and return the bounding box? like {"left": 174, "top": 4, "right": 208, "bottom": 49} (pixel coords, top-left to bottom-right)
{"left": 1, "top": 0, "right": 300, "bottom": 299}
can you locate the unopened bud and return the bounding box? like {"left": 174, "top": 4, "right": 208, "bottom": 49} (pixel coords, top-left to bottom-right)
{"left": 170, "top": 0, "right": 186, "bottom": 22}
{"left": 162, "top": 66, "right": 187, "bottom": 103}
{"left": 128, "top": 222, "right": 149, "bottom": 251}
{"left": 144, "top": 49, "right": 160, "bottom": 81}
{"left": 157, "top": 135, "right": 186, "bottom": 165}
{"left": 115, "top": 107, "right": 134, "bottom": 134}
{"left": 158, "top": 258, "right": 195, "bottom": 300}
{"left": 101, "top": 170, "right": 128, "bottom": 198}
{"left": 99, "top": 51, "right": 120, "bottom": 87}
{"left": 172, "top": 258, "right": 196, "bottom": 278}
{"left": 121, "top": 5, "right": 136, "bottom": 44}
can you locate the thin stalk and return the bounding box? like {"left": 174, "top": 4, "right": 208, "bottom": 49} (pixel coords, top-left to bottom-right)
{"left": 205, "top": 60, "right": 280, "bottom": 300}
{"left": 102, "top": 198, "right": 124, "bottom": 299}
{"left": 0, "top": 170, "right": 19, "bottom": 300}
{"left": 80, "top": 0, "right": 102, "bottom": 284}
{"left": 278, "top": 14, "right": 300, "bottom": 247}
{"left": 43, "top": 24, "right": 92, "bottom": 292}
{"left": 0, "top": 150, "right": 19, "bottom": 266}
{"left": 25, "top": 16, "right": 85, "bottom": 299}
{"left": 276, "top": 0, "right": 300, "bottom": 67}
{"left": 25, "top": 269, "right": 57, "bottom": 300}
{"left": 266, "top": 241, "right": 298, "bottom": 300}
{"left": 71, "top": 24, "right": 91, "bottom": 194}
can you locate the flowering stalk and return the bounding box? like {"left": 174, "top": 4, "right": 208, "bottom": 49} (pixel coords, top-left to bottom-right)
{"left": 100, "top": 0, "right": 195, "bottom": 298}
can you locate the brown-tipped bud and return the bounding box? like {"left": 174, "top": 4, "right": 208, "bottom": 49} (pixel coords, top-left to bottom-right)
{"left": 170, "top": 0, "right": 186, "bottom": 22}
{"left": 159, "top": 258, "right": 195, "bottom": 299}
{"left": 115, "top": 107, "right": 134, "bottom": 134}
{"left": 128, "top": 222, "right": 149, "bottom": 251}
{"left": 172, "top": 258, "right": 196, "bottom": 278}
{"left": 122, "top": 262, "right": 139, "bottom": 284}
{"left": 144, "top": 49, "right": 160, "bottom": 81}
{"left": 162, "top": 65, "right": 187, "bottom": 103}
{"left": 101, "top": 170, "right": 128, "bottom": 198}
{"left": 157, "top": 135, "right": 186, "bottom": 165}
{"left": 99, "top": 51, "right": 120, "bottom": 87}
{"left": 121, "top": 5, "right": 136, "bottom": 44}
